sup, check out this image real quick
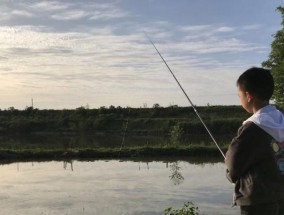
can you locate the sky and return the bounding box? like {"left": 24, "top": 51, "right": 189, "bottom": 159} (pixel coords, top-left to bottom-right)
{"left": 0, "top": 0, "right": 282, "bottom": 110}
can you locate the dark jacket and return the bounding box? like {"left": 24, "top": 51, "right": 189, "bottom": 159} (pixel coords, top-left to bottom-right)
{"left": 225, "top": 121, "right": 284, "bottom": 206}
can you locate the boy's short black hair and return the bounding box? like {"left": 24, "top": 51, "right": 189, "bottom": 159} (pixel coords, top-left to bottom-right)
{"left": 237, "top": 67, "right": 274, "bottom": 101}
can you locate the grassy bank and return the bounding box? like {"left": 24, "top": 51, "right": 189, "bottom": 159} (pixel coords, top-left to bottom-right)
{"left": 0, "top": 145, "right": 226, "bottom": 162}
{"left": 0, "top": 105, "right": 248, "bottom": 161}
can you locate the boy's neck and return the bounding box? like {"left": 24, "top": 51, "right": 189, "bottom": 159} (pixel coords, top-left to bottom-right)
{"left": 252, "top": 100, "right": 269, "bottom": 113}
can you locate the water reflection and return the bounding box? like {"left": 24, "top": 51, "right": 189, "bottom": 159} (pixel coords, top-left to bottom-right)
{"left": 0, "top": 159, "right": 239, "bottom": 215}
{"left": 169, "top": 161, "right": 184, "bottom": 185}
{"left": 138, "top": 161, "right": 149, "bottom": 170}
{"left": 63, "top": 160, "right": 74, "bottom": 171}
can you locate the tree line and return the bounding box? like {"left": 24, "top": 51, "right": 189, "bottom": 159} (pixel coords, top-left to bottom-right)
{"left": 0, "top": 105, "right": 250, "bottom": 136}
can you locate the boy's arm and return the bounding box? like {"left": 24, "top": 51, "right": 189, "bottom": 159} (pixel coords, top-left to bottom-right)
{"left": 225, "top": 124, "right": 256, "bottom": 183}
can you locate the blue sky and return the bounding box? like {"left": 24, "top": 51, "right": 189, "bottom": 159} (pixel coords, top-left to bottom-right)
{"left": 0, "top": 0, "right": 282, "bottom": 109}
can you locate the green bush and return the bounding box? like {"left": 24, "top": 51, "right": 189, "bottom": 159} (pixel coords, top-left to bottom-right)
{"left": 170, "top": 124, "right": 184, "bottom": 145}
{"left": 165, "top": 202, "right": 199, "bottom": 215}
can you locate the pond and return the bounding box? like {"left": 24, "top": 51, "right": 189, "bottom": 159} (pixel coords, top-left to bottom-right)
{"left": 0, "top": 159, "right": 239, "bottom": 215}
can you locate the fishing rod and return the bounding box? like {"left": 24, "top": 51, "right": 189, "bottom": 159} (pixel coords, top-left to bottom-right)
{"left": 145, "top": 33, "right": 226, "bottom": 159}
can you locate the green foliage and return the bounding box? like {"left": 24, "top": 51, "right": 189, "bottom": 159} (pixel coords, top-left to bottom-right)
{"left": 262, "top": 6, "right": 284, "bottom": 109}
{"left": 0, "top": 105, "right": 250, "bottom": 136}
{"left": 165, "top": 202, "right": 199, "bottom": 215}
{"left": 170, "top": 124, "right": 184, "bottom": 145}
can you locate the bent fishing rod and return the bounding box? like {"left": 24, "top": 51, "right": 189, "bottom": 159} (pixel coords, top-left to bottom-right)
{"left": 145, "top": 33, "right": 226, "bottom": 159}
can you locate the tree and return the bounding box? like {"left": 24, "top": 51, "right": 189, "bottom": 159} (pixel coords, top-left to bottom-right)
{"left": 152, "top": 103, "right": 161, "bottom": 108}
{"left": 262, "top": 6, "right": 284, "bottom": 109}
{"left": 170, "top": 124, "right": 184, "bottom": 145}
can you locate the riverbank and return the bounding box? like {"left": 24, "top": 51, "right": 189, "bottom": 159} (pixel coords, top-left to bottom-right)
{"left": 0, "top": 145, "right": 226, "bottom": 162}
{"left": 0, "top": 105, "right": 247, "bottom": 162}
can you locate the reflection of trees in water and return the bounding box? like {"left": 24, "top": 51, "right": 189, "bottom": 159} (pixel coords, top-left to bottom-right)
{"left": 63, "top": 160, "right": 73, "bottom": 171}
{"left": 138, "top": 162, "right": 149, "bottom": 170}
{"left": 137, "top": 160, "right": 184, "bottom": 185}
{"left": 169, "top": 161, "right": 184, "bottom": 185}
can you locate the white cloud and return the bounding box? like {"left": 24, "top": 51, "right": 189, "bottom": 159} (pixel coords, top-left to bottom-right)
{"left": 89, "top": 8, "right": 129, "bottom": 21}
{"left": 30, "top": 1, "right": 70, "bottom": 11}
{"left": 12, "top": 10, "right": 34, "bottom": 18}
{"left": 51, "top": 10, "right": 89, "bottom": 20}
{"left": 189, "top": 38, "right": 266, "bottom": 53}
{"left": 182, "top": 25, "right": 235, "bottom": 35}
{"left": 154, "top": 37, "right": 266, "bottom": 55}
{"left": 216, "top": 26, "right": 234, "bottom": 32}
{"left": 179, "top": 25, "right": 212, "bottom": 32}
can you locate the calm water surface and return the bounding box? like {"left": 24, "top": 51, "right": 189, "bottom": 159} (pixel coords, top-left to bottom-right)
{"left": 0, "top": 159, "right": 239, "bottom": 215}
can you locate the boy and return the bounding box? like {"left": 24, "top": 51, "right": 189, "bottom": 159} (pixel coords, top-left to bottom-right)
{"left": 225, "top": 67, "right": 284, "bottom": 215}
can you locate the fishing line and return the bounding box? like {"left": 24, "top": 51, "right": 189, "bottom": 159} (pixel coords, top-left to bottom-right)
{"left": 144, "top": 33, "right": 226, "bottom": 159}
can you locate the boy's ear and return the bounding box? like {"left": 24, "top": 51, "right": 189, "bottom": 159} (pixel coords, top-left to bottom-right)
{"left": 246, "top": 91, "right": 253, "bottom": 102}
